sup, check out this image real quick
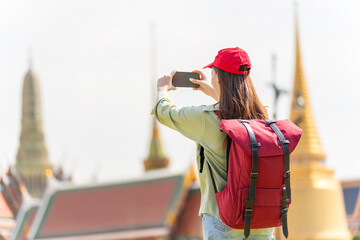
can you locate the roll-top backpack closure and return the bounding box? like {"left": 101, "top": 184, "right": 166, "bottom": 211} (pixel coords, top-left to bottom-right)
{"left": 219, "top": 119, "right": 302, "bottom": 157}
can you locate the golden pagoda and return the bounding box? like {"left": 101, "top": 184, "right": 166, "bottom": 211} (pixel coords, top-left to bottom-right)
{"left": 275, "top": 10, "right": 351, "bottom": 240}
{"left": 15, "top": 67, "right": 53, "bottom": 198}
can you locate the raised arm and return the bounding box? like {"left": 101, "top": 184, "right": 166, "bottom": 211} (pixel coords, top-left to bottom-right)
{"left": 153, "top": 70, "right": 205, "bottom": 142}
{"left": 190, "top": 70, "right": 219, "bottom": 102}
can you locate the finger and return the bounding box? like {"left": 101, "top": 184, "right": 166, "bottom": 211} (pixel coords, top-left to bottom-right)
{"left": 189, "top": 78, "right": 199, "bottom": 83}
{"left": 192, "top": 70, "right": 206, "bottom": 80}
{"left": 170, "top": 69, "right": 177, "bottom": 77}
{"left": 189, "top": 78, "right": 203, "bottom": 83}
{"left": 190, "top": 78, "right": 203, "bottom": 88}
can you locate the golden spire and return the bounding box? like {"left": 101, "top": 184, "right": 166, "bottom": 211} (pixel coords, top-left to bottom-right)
{"left": 143, "top": 22, "right": 169, "bottom": 171}
{"left": 143, "top": 118, "right": 169, "bottom": 171}
{"left": 289, "top": 10, "right": 326, "bottom": 164}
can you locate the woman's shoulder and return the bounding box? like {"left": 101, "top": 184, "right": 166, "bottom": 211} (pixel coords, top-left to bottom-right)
{"left": 185, "top": 103, "right": 218, "bottom": 113}
{"left": 180, "top": 104, "right": 218, "bottom": 114}
{"left": 202, "top": 104, "right": 219, "bottom": 112}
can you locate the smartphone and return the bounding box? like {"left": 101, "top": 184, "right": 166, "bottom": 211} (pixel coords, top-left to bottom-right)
{"left": 172, "top": 72, "right": 200, "bottom": 88}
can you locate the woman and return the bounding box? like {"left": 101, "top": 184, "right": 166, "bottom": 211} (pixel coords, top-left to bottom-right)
{"left": 153, "top": 47, "right": 274, "bottom": 240}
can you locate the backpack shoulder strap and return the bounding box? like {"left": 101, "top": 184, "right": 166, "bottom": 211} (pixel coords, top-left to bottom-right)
{"left": 199, "top": 145, "right": 218, "bottom": 193}
{"left": 198, "top": 110, "right": 231, "bottom": 194}
{"left": 213, "top": 110, "right": 231, "bottom": 174}
{"left": 266, "top": 120, "right": 291, "bottom": 239}
{"left": 199, "top": 146, "right": 205, "bottom": 173}
{"left": 238, "top": 119, "right": 261, "bottom": 239}
{"left": 226, "top": 136, "right": 231, "bottom": 174}
{"left": 198, "top": 109, "right": 219, "bottom": 174}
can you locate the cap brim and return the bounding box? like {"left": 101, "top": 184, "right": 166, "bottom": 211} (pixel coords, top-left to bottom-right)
{"left": 203, "top": 62, "right": 213, "bottom": 69}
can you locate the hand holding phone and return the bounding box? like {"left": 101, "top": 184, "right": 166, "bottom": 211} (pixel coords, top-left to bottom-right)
{"left": 172, "top": 72, "right": 200, "bottom": 88}
{"left": 190, "top": 70, "right": 220, "bottom": 101}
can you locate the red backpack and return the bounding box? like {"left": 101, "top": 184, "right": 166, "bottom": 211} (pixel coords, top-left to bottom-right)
{"left": 199, "top": 113, "right": 302, "bottom": 238}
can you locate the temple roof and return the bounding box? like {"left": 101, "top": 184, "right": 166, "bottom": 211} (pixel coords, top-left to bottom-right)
{"left": 0, "top": 174, "right": 19, "bottom": 239}
{"left": 6, "top": 168, "right": 23, "bottom": 206}
{"left": 10, "top": 193, "right": 40, "bottom": 240}
{"left": 0, "top": 191, "right": 16, "bottom": 239}
{"left": 0, "top": 191, "right": 13, "bottom": 218}
{"left": 289, "top": 13, "right": 326, "bottom": 163}
{"left": 0, "top": 176, "right": 20, "bottom": 216}
{"left": 21, "top": 166, "right": 198, "bottom": 240}
{"left": 172, "top": 186, "right": 202, "bottom": 238}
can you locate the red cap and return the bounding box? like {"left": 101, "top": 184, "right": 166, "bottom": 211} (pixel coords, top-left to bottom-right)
{"left": 203, "top": 47, "right": 251, "bottom": 75}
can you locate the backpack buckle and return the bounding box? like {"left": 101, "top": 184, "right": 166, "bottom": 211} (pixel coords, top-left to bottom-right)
{"left": 249, "top": 142, "right": 261, "bottom": 148}
{"left": 250, "top": 172, "right": 258, "bottom": 179}
{"left": 265, "top": 120, "right": 277, "bottom": 126}
{"left": 281, "top": 208, "right": 288, "bottom": 215}
{"left": 238, "top": 119, "right": 250, "bottom": 124}
{"left": 284, "top": 171, "right": 291, "bottom": 180}
{"left": 245, "top": 208, "right": 253, "bottom": 217}
{"left": 278, "top": 139, "right": 290, "bottom": 145}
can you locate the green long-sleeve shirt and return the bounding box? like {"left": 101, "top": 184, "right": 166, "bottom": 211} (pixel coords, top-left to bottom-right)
{"left": 152, "top": 91, "right": 274, "bottom": 235}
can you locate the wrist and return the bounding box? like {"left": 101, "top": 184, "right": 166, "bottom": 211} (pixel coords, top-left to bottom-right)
{"left": 157, "top": 86, "right": 169, "bottom": 92}
{"left": 208, "top": 89, "right": 219, "bottom": 101}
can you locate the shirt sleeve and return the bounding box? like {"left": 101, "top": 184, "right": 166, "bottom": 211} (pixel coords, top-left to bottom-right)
{"left": 152, "top": 91, "right": 205, "bottom": 142}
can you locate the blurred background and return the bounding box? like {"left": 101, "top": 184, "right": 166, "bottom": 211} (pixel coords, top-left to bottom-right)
{"left": 1, "top": 0, "right": 360, "bottom": 239}
{"left": 1, "top": 0, "right": 359, "bottom": 183}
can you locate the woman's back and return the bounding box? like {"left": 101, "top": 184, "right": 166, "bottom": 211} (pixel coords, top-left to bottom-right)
{"left": 153, "top": 95, "right": 274, "bottom": 237}
{"left": 153, "top": 47, "right": 274, "bottom": 239}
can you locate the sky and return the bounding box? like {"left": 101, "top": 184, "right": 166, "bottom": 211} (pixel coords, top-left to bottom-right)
{"left": 0, "top": 0, "right": 359, "bottom": 184}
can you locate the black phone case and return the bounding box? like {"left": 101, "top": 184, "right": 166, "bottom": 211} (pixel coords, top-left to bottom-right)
{"left": 172, "top": 72, "right": 200, "bottom": 88}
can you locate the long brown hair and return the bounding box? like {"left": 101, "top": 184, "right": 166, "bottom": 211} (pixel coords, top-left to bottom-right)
{"left": 214, "top": 66, "right": 268, "bottom": 120}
